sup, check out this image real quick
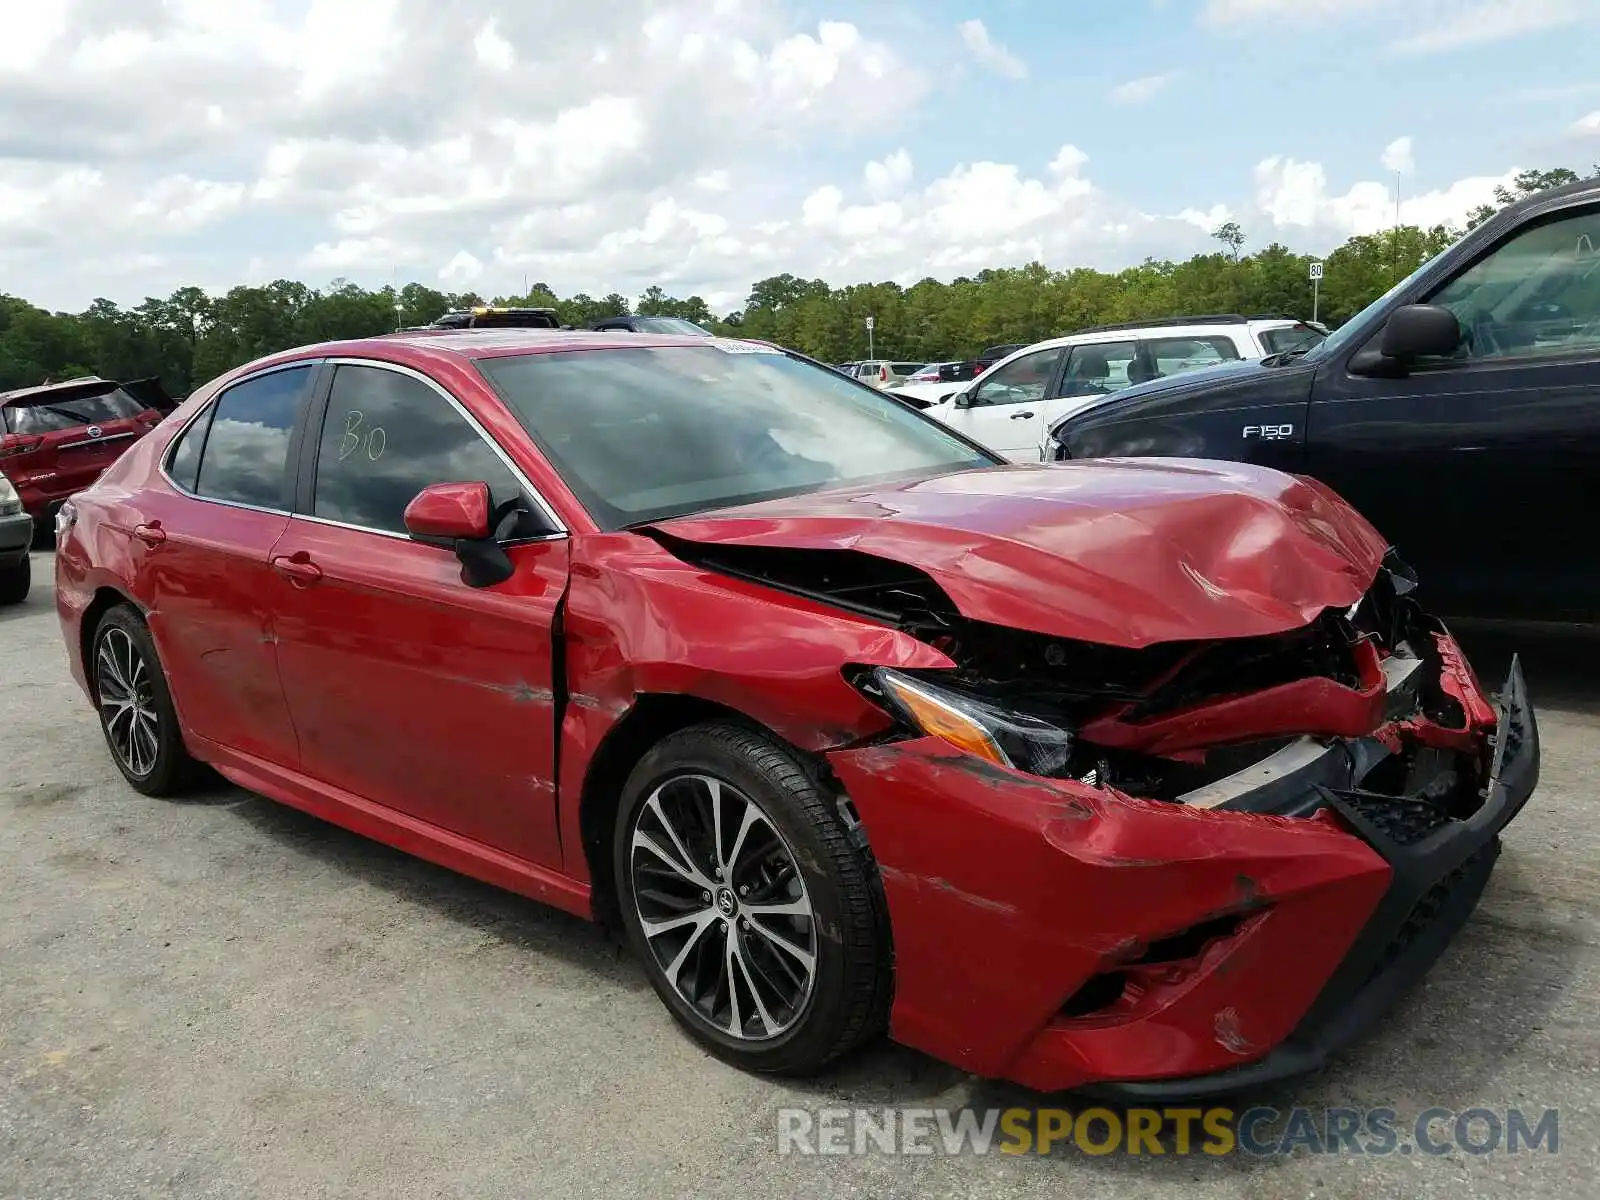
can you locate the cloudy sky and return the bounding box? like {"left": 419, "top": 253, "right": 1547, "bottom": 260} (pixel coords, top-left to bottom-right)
{"left": 3, "top": 0, "right": 1599, "bottom": 313}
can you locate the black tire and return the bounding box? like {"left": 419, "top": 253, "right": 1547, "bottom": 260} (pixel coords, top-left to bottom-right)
{"left": 90, "top": 604, "right": 197, "bottom": 796}
{"left": 0, "top": 557, "right": 27, "bottom": 605}
{"left": 613, "top": 721, "right": 892, "bottom": 1076}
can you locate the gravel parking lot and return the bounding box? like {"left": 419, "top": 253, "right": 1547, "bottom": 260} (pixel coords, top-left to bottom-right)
{"left": 3, "top": 549, "right": 1597, "bottom": 1199}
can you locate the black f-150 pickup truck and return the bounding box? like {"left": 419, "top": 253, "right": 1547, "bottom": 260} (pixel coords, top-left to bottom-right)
{"left": 1045, "top": 177, "right": 1600, "bottom": 622}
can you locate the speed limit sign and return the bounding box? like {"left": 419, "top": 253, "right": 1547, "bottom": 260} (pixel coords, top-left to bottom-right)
{"left": 1309, "top": 261, "right": 1324, "bottom": 281}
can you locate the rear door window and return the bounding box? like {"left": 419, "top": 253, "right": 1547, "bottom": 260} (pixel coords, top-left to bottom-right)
{"left": 1144, "top": 336, "right": 1241, "bottom": 378}
{"left": 1057, "top": 340, "right": 1138, "bottom": 397}
{"left": 193, "top": 366, "right": 315, "bottom": 510}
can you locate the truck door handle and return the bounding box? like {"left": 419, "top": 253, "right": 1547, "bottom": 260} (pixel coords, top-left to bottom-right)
{"left": 133, "top": 522, "right": 166, "bottom": 547}
{"left": 270, "top": 552, "right": 323, "bottom": 587}
{"left": 1010, "top": 411, "right": 1036, "bottom": 420}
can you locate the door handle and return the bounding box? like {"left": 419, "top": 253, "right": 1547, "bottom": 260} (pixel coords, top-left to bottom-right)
{"left": 133, "top": 522, "right": 166, "bottom": 547}
{"left": 1010, "top": 411, "right": 1036, "bottom": 420}
{"left": 271, "top": 552, "right": 324, "bottom": 587}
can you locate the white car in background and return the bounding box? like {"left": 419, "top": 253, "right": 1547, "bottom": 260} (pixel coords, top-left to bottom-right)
{"left": 843, "top": 359, "right": 927, "bottom": 389}
{"left": 906, "top": 315, "right": 1326, "bottom": 461}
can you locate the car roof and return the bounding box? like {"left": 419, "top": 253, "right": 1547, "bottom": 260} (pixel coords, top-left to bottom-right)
{"left": 210, "top": 330, "right": 766, "bottom": 386}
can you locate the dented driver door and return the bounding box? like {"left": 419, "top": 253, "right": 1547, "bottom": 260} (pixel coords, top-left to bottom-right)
{"left": 267, "top": 361, "right": 571, "bottom": 869}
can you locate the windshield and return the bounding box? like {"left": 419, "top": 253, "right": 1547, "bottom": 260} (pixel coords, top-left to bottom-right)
{"left": 1, "top": 387, "right": 148, "bottom": 434}
{"left": 1304, "top": 246, "right": 1453, "bottom": 361}
{"left": 476, "top": 345, "right": 995, "bottom": 528}
{"left": 634, "top": 317, "right": 713, "bottom": 336}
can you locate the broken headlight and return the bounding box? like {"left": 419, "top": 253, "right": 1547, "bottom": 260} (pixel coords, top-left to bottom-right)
{"left": 866, "top": 668, "right": 1075, "bottom": 776}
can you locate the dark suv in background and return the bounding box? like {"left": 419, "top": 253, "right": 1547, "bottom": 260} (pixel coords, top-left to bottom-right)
{"left": 1046, "top": 177, "right": 1600, "bottom": 622}
{"left": 426, "top": 307, "right": 561, "bottom": 330}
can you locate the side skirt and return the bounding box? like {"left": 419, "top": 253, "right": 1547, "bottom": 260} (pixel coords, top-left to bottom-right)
{"left": 190, "top": 735, "right": 595, "bottom": 921}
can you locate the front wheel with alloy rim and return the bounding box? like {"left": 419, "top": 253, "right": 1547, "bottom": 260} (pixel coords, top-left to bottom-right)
{"left": 92, "top": 604, "right": 197, "bottom": 796}
{"left": 613, "top": 722, "right": 892, "bottom": 1076}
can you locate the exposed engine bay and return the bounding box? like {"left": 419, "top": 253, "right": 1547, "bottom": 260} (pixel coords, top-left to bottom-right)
{"left": 652, "top": 532, "right": 1498, "bottom": 820}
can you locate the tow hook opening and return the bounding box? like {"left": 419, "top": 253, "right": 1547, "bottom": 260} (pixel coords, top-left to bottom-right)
{"left": 1058, "top": 912, "right": 1253, "bottom": 1019}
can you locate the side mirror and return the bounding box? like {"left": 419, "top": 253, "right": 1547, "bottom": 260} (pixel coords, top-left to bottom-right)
{"left": 953, "top": 387, "right": 974, "bottom": 409}
{"left": 1380, "top": 304, "right": 1461, "bottom": 359}
{"left": 404, "top": 481, "right": 492, "bottom": 541}
{"left": 403, "top": 481, "right": 513, "bottom": 589}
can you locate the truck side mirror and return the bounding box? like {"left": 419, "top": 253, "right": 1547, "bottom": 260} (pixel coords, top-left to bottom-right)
{"left": 1380, "top": 304, "right": 1462, "bottom": 359}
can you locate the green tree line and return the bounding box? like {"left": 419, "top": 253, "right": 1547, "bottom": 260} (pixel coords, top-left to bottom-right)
{"left": 1, "top": 166, "right": 1591, "bottom": 396}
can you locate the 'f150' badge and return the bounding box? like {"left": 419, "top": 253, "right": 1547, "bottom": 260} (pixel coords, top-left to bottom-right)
{"left": 1242, "top": 424, "right": 1294, "bottom": 440}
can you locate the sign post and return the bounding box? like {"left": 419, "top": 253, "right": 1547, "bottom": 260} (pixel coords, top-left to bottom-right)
{"left": 1309, "top": 261, "right": 1323, "bottom": 324}
{"left": 865, "top": 314, "right": 875, "bottom": 360}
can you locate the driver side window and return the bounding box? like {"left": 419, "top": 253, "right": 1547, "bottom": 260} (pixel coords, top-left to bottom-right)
{"left": 311, "top": 364, "right": 540, "bottom": 537}
{"left": 1425, "top": 206, "right": 1600, "bottom": 363}
{"left": 970, "top": 348, "right": 1063, "bottom": 407}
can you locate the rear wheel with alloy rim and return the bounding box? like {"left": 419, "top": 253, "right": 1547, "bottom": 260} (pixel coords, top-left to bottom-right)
{"left": 614, "top": 722, "right": 891, "bottom": 1075}
{"left": 92, "top": 604, "right": 197, "bottom": 796}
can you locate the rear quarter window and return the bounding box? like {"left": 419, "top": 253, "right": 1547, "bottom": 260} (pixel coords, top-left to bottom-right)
{"left": 165, "top": 406, "right": 214, "bottom": 492}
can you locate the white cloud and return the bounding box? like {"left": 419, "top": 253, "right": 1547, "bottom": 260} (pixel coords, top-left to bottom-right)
{"left": 128, "top": 176, "right": 248, "bottom": 232}
{"left": 1389, "top": 0, "right": 1592, "bottom": 54}
{"left": 0, "top": 0, "right": 1570, "bottom": 314}
{"left": 1109, "top": 72, "right": 1178, "bottom": 105}
{"left": 1177, "top": 204, "right": 1234, "bottom": 232}
{"left": 1200, "top": 0, "right": 1382, "bottom": 26}
{"left": 0, "top": 2, "right": 68, "bottom": 72}
{"left": 1254, "top": 154, "right": 1514, "bottom": 237}
{"left": 1381, "top": 136, "right": 1415, "bottom": 175}
{"left": 958, "top": 19, "right": 1028, "bottom": 80}
{"left": 864, "top": 149, "right": 913, "bottom": 198}
{"left": 1575, "top": 110, "right": 1600, "bottom": 134}
{"left": 474, "top": 21, "right": 515, "bottom": 71}
{"left": 1201, "top": 0, "right": 1596, "bottom": 54}
{"left": 439, "top": 250, "right": 485, "bottom": 285}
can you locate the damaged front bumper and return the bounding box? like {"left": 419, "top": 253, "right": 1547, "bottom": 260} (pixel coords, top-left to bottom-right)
{"left": 827, "top": 642, "right": 1539, "bottom": 1097}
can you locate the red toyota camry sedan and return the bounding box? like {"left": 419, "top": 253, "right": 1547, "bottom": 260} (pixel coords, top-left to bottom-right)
{"left": 54, "top": 329, "right": 1538, "bottom": 1097}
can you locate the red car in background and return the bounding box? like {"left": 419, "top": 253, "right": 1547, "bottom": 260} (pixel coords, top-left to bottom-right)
{"left": 52, "top": 330, "right": 1538, "bottom": 1096}
{"left": 1, "top": 375, "right": 177, "bottom": 529}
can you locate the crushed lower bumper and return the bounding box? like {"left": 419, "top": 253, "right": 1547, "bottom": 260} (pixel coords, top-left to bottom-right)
{"left": 1086, "top": 654, "right": 1538, "bottom": 1099}
{"left": 829, "top": 650, "right": 1539, "bottom": 1097}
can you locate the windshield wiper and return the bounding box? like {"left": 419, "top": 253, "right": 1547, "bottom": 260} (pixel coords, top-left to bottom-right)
{"left": 1261, "top": 345, "right": 1314, "bottom": 367}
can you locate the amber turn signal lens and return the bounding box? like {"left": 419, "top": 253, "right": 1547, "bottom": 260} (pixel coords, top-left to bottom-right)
{"left": 878, "top": 672, "right": 1009, "bottom": 767}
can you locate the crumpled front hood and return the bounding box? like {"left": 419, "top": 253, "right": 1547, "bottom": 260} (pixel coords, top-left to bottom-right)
{"left": 648, "top": 460, "right": 1390, "bottom": 648}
